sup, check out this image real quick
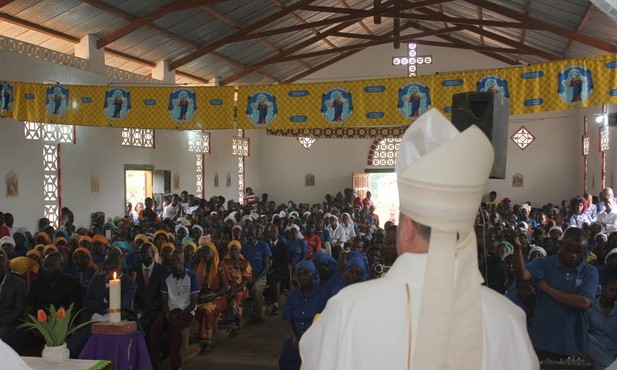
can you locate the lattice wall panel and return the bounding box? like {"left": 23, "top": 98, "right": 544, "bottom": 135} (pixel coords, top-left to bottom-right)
{"left": 196, "top": 154, "right": 203, "bottom": 195}
{"left": 122, "top": 128, "right": 154, "bottom": 148}
{"left": 43, "top": 144, "right": 58, "bottom": 172}
{"left": 44, "top": 204, "right": 59, "bottom": 228}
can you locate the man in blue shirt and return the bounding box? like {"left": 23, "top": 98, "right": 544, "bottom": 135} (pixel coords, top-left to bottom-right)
{"left": 242, "top": 226, "right": 271, "bottom": 323}
{"left": 511, "top": 226, "right": 599, "bottom": 360}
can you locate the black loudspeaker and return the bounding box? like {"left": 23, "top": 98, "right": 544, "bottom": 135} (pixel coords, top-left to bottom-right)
{"left": 451, "top": 92, "right": 509, "bottom": 179}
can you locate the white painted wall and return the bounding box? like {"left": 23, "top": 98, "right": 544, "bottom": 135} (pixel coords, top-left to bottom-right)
{"left": 0, "top": 41, "right": 615, "bottom": 231}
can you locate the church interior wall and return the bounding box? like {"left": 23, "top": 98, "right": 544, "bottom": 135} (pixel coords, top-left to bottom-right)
{"left": 0, "top": 42, "right": 615, "bottom": 229}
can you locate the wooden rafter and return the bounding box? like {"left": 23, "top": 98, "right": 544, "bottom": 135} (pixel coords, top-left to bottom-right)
{"left": 516, "top": 0, "right": 532, "bottom": 62}
{"left": 416, "top": 7, "right": 560, "bottom": 60}
{"left": 562, "top": 3, "right": 595, "bottom": 57}
{"left": 339, "top": 0, "right": 375, "bottom": 36}
{"left": 407, "top": 20, "right": 520, "bottom": 65}
{"left": 169, "top": 0, "right": 319, "bottom": 70}
{"left": 302, "top": 0, "right": 455, "bottom": 15}
{"left": 283, "top": 49, "right": 362, "bottom": 83}
{"left": 96, "top": 0, "right": 227, "bottom": 49}
{"left": 0, "top": 12, "right": 79, "bottom": 42}
{"left": 271, "top": 0, "right": 336, "bottom": 50}
{"left": 463, "top": 0, "right": 617, "bottom": 53}
{"left": 0, "top": 0, "right": 16, "bottom": 8}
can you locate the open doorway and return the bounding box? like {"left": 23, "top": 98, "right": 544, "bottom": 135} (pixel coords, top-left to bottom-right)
{"left": 353, "top": 171, "right": 399, "bottom": 226}
{"left": 124, "top": 165, "right": 153, "bottom": 218}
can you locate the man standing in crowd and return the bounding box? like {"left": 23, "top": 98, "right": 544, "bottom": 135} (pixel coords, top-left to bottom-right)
{"left": 299, "top": 109, "right": 537, "bottom": 369}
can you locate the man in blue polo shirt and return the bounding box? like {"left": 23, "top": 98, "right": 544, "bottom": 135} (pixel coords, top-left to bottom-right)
{"left": 149, "top": 250, "right": 199, "bottom": 370}
{"left": 511, "top": 226, "right": 598, "bottom": 360}
{"left": 242, "top": 226, "right": 271, "bottom": 324}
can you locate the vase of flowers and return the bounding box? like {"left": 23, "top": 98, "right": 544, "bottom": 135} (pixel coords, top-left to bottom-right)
{"left": 18, "top": 303, "right": 89, "bottom": 363}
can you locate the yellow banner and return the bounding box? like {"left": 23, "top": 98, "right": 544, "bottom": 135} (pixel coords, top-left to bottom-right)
{"left": 0, "top": 53, "right": 616, "bottom": 130}
{"left": 3, "top": 83, "right": 235, "bottom": 130}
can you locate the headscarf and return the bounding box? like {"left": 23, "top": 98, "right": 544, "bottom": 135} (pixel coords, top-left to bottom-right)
{"left": 34, "top": 244, "right": 46, "bottom": 254}
{"left": 497, "top": 241, "right": 514, "bottom": 253}
{"left": 55, "top": 230, "right": 70, "bottom": 241}
{"left": 182, "top": 241, "right": 197, "bottom": 254}
{"left": 313, "top": 251, "right": 338, "bottom": 272}
{"left": 27, "top": 249, "right": 43, "bottom": 261}
{"left": 161, "top": 242, "right": 176, "bottom": 253}
{"left": 152, "top": 230, "right": 168, "bottom": 241}
{"left": 528, "top": 245, "right": 547, "bottom": 259}
{"left": 14, "top": 228, "right": 30, "bottom": 250}
{"left": 79, "top": 235, "right": 94, "bottom": 245}
{"left": 73, "top": 247, "right": 98, "bottom": 269}
{"left": 10, "top": 256, "right": 38, "bottom": 275}
{"left": 192, "top": 224, "right": 204, "bottom": 234}
{"left": 296, "top": 260, "right": 319, "bottom": 285}
{"left": 396, "top": 108, "right": 493, "bottom": 368}
{"left": 43, "top": 245, "right": 58, "bottom": 255}
{"left": 198, "top": 235, "right": 212, "bottom": 245}
{"left": 175, "top": 225, "right": 189, "bottom": 235}
{"left": 92, "top": 235, "right": 109, "bottom": 245}
{"left": 34, "top": 231, "right": 51, "bottom": 245}
{"left": 113, "top": 241, "right": 132, "bottom": 253}
{"left": 196, "top": 242, "right": 219, "bottom": 288}
{"left": 54, "top": 237, "right": 67, "bottom": 246}
{"left": 227, "top": 240, "right": 242, "bottom": 250}
{"left": 134, "top": 234, "right": 150, "bottom": 244}
{"left": 0, "top": 236, "right": 15, "bottom": 247}
{"left": 344, "top": 251, "right": 368, "bottom": 282}
{"left": 606, "top": 247, "right": 617, "bottom": 264}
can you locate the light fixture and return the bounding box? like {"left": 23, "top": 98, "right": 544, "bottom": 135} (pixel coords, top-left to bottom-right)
{"left": 596, "top": 114, "right": 605, "bottom": 123}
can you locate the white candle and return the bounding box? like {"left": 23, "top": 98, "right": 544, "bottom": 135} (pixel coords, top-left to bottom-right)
{"left": 109, "top": 271, "right": 121, "bottom": 323}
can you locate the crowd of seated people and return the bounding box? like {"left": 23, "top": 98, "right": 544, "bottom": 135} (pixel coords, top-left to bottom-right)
{"left": 1, "top": 185, "right": 616, "bottom": 369}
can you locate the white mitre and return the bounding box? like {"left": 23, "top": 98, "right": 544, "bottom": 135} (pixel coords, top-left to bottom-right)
{"left": 396, "top": 108, "right": 494, "bottom": 370}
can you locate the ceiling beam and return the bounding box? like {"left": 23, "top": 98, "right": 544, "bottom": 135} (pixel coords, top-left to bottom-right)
{"left": 562, "top": 3, "right": 595, "bottom": 57}
{"left": 516, "top": 0, "right": 532, "bottom": 62}
{"left": 464, "top": 0, "right": 617, "bottom": 53}
{"left": 169, "top": 0, "right": 319, "bottom": 71}
{"left": 339, "top": 0, "right": 375, "bottom": 36}
{"left": 283, "top": 49, "right": 362, "bottom": 84}
{"left": 302, "top": 0, "right": 455, "bottom": 15}
{"left": 271, "top": 0, "right": 337, "bottom": 50}
{"left": 416, "top": 7, "right": 561, "bottom": 60}
{"left": 0, "top": 12, "right": 79, "bottom": 42}
{"left": 0, "top": 0, "right": 16, "bottom": 8}
{"left": 407, "top": 20, "right": 520, "bottom": 65}
{"left": 96, "top": 0, "right": 227, "bottom": 49}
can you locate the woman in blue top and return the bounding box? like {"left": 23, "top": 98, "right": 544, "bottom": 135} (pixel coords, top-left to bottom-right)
{"left": 279, "top": 260, "right": 329, "bottom": 370}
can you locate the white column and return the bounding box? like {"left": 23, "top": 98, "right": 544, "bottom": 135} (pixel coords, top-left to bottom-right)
{"left": 74, "top": 35, "right": 106, "bottom": 74}
{"left": 152, "top": 60, "right": 176, "bottom": 84}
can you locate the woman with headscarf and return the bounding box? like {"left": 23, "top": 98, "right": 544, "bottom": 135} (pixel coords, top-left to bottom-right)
{"left": 26, "top": 249, "right": 43, "bottom": 268}
{"left": 160, "top": 242, "right": 175, "bottom": 271}
{"left": 12, "top": 229, "right": 29, "bottom": 257}
{"left": 222, "top": 240, "right": 252, "bottom": 335}
{"left": 343, "top": 250, "right": 369, "bottom": 286}
{"left": 183, "top": 241, "right": 197, "bottom": 269}
{"left": 313, "top": 252, "right": 344, "bottom": 296}
{"left": 34, "top": 231, "right": 51, "bottom": 246}
{"left": 194, "top": 242, "right": 230, "bottom": 355}
{"left": 0, "top": 236, "right": 16, "bottom": 259}
{"left": 279, "top": 260, "right": 329, "bottom": 370}
{"left": 73, "top": 247, "right": 99, "bottom": 296}
{"left": 9, "top": 256, "right": 38, "bottom": 293}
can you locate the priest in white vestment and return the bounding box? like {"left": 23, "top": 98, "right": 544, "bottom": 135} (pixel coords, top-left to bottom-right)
{"left": 299, "top": 109, "right": 539, "bottom": 370}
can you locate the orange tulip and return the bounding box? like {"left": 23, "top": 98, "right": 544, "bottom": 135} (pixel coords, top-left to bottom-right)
{"left": 37, "top": 309, "right": 47, "bottom": 323}
{"left": 56, "top": 307, "right": 66, "bottom": 320}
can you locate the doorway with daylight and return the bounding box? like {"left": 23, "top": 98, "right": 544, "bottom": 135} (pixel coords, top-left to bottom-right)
{"left": 353, "top": 171, "right": 399, "bottom": 226}
{"left": 124, "top": 165, "right": 154, "bottom": 217}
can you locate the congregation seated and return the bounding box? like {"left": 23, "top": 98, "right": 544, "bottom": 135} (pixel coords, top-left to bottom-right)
{"left": 0, "top": 252, "right": 27, "bottom": 342}
{"left": 3, "top": 186, "right": 617, "bottom": 368}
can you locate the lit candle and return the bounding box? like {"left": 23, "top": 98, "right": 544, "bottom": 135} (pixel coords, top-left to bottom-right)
{"left": 109, "top": 271, "right": 121, "bottom": 323}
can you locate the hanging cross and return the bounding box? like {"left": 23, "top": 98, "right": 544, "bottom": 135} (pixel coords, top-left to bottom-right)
{"left": 391, "top": 43, "right": 433, "bottom": 77}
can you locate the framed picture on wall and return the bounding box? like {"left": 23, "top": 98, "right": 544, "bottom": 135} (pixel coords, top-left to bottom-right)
{"left": 6, "top": 171, "right": 18, "bottom": 197}
{"left": 91, "top": 171, "right": 99, "bottom": 193}
{"left": 512, "top": 173, "right": 523, "bottom": 188}
{"left": 226, "top": 173, "right": 231, "bottom": 187}
{"left": 214, "top": 172, "right": 219, "bottom": 188}
{"left": 305, "top": 173, "right": 315, "bottom": 186}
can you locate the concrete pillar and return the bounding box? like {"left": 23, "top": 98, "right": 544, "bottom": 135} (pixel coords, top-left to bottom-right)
{"left": 153, "top": 60, "right": 175, "bottom": 84}
{"left": 74, "top": 35, "right": 106, "bottom": 74}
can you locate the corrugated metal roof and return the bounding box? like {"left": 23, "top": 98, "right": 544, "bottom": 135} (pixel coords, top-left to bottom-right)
{"left": 0, "top": 0, "right": 614, "bottom": 85}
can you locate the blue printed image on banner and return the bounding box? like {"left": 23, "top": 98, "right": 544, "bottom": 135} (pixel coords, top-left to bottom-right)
{"left": 169, "top": 88, "right": 196, "bottom": 122}
{"left": 46, "top": 85, "right": 69, "bottom": 117}
{"left": 557, "top": 65, "right": 594, "bottom": 105}
{"left": 477, "top": 75, "right": 509, "bottom": 98}
{"left": 247, "top": 91, "right": 277, "bottom": 127}
{"left": 397, "top": 82, "right": 431, "bottom": 119}
{"left": 1, "top": 81, "right": 14, "bottom": 113}
{"left": 104, "top": 88, "right": 131, "bottom": 120}
{"left": 321, "top": 87, "right": 353, "bottom": 124}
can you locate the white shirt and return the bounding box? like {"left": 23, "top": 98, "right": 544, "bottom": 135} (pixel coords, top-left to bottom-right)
{"left": 339, "top": 221, "right": 356, "bottom": 241}
{"left": 597, "top": 209, "right": 617, "bottom": 234}
{"left": 162, "top": 205, "right": 179, "bottom": 220}
{"left": 327, "top": 223, "right": 347, "bottom": 246}
{"left": 300, "top": 253, "right": 539, "bottom": 370}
